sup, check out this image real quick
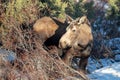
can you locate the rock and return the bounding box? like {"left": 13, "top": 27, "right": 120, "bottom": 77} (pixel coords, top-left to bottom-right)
{"left": 115, "top": 54, "right": 120, "bottom": 62}
{"left": 104, "top": 38, "right": 120, "bottom": 55}
{"left": 0, "top": 49, "right": 16, "bottom": 63}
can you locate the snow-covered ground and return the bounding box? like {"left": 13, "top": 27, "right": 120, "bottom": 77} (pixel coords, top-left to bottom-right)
{"left": 87, "top": 38, "right": 120, "bottom": 80}
{"left": 87, "top": 58, "right": 115, "bottom": 73}
{"left": 88, "top": 62, "right": 120, "bottom": 80}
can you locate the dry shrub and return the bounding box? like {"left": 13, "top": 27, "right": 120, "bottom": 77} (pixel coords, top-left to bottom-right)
{"left": 0, "top": 1, "right": 88, "bottom": 79}
{"left": 0, "top": 0, "right": 40, "bottom": 47}
{"left": 91, "top": 32, "right": 113, "bottom": 59}
{"left": 0, "top": 24, "right": 88, "bottom": 80}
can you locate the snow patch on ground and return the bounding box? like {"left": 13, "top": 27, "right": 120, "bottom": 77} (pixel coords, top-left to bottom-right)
{"left": 87, "top": 58, "right": 115, "bottom": 73}
{"left": 88, "top": 62, "right": 120, "bottom": 80}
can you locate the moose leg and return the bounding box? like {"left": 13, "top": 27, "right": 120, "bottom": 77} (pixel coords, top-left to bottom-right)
{"left": 62, "top": 48, "right": 74, "bottom": 66}
{"left": 78, "top": 56, "right": 89, "bottom": 73}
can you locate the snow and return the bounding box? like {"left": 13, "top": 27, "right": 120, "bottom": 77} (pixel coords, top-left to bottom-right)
{"left": 74, "top": 36, "right": 120, "bottom": 80}
{"left": 87, "top": 47, "right": 120, "bottom": 80}
{"left": 87, "top": 36, "right": 120, "bottom": 80}
{"left": 91, "top": 7, "right": 120, "bottom": 80}
{"left": 87, "top": 58, "right": 115, "bottom": 73}
{"left": 88, "top": 62, "right": 120, "bottom": 80}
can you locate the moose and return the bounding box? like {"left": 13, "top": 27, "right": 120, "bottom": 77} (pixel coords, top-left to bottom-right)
{"left": 33, "top": 15, "right": 73, "bottom": 48}
{"left": 33, "top": 16, "right": 59, "bottom": 42}
{"left": 33, "top": 15, "right": 93, "bottom": 73}
{"left": 59, "top": 16, "right": 93, "bottom": 73}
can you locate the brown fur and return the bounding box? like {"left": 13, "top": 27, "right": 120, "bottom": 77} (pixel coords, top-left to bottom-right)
{"left": 33, "top": 17, "right": 59, "bottom": 42}
{"left": 33, "top": 15, "right": 74, "bottom": 54}
{"left": 33, "top": 15, "right": 74, "bottom": 43}
{"left": 59, "top": 16, "right": 93, "bottom": 73}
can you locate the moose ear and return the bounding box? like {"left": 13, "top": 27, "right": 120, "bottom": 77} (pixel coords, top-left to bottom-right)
{"left": 78, "top": 16, "right": 87, "bottom": 24}
{"left": 78, "top": 16, "right": 91, "bottom": 25}
{"left": 65, "top": 14, "right": 74, "bottom": 24}
{"left": 75, "top": 17, "right": 81, "bottom": 25}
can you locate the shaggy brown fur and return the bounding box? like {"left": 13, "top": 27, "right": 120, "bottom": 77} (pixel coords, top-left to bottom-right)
{"left": 33, "top": 15, "right": 75, "bottom": 50}
{"left": 33, "top": 17, "right": 59, "bottom": 42}
{"left": 59, "top": 16, "right": 93, "bottom": 73}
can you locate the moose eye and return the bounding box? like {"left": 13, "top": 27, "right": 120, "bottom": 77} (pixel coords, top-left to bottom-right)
{"left": 72, "top": 29, "right": 76, "bottom": 32}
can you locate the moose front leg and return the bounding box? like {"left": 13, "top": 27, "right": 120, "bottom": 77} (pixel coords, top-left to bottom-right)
{"left": 78, "top": 56, "right": 89, "bottom": 74}
{"left": 62, "top": 48, "right": 75, "bottom": 66}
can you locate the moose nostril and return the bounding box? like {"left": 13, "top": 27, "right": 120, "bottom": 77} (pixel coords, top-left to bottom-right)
{"left": 64, "top": 41, "right": 66, "bottom": 44}
{"left": 65, "top": 45, "right": 71, "bottom": 50}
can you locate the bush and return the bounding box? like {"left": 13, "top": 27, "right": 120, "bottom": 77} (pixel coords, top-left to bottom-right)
{"left": 106, "top": 0, "right": 120, "bottom": 20}
{"left": 65, "top": 0, "right": 86, "bottom": 18}
{"left": 40, "top": 0, "right": 67, "bottom": 18}
{"left": 4, "top": 0, "right": 39, "bottom": 26}
{"left": 0, "top": 0, "right": 40, "bottom": 44}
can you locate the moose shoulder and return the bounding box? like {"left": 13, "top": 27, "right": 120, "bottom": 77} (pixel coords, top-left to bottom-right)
{"left": 33, "top": 17, "right": 59, "bottom": 42}
{"left": 59, "top": 16, "right": 93, "bottom": 73}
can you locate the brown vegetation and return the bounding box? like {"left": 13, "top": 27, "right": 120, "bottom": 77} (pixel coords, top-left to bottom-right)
{"left": 0, "top": 19, "right": 88, "bottom": 80}
{"left": 0, "top": 0, "right": 90, "bottom": 79}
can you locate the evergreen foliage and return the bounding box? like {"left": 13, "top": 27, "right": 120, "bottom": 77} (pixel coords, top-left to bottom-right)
{"left": 65, "top": 0, "right": 86, "bottom": 18}
{"left": 106, "top": 0, "right": 120, "bottom": 19}
{"left": 84, "top": 1, "right": 95, "bottom": 19}
{"left": 40, "top": 0, "right": 67, "bottom": 18}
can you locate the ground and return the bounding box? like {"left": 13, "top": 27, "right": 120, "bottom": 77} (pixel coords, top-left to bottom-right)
{"left": 87, "top": 38, "right": 120, "bottom": 80}
{"left": 88, "top": 62, "right": 120, "bottom": 80}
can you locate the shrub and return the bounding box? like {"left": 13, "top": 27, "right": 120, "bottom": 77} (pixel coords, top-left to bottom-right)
{"left": 40, "top": 0, "right": 67, "bottom": 19}
{"left": 65, "top": 0, "right": 86, "bottom": 18}
{"left": 106, "top": 0, "right": 120, "bottom": 19}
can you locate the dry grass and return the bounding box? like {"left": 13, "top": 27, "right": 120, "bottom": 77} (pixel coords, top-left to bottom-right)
{"left": 0, "top": 25, "right": 88, "bottom": 80}
{"left": 0, "top": 1, "right": 89, "bottom": 79}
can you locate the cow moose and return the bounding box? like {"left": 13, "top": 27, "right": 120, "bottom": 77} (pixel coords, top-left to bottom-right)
{"left": 59, "top": 16, "right": 93, "bottom": 73}
{"left": 33, "top": 15, "right": 73, "bottom": 50}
